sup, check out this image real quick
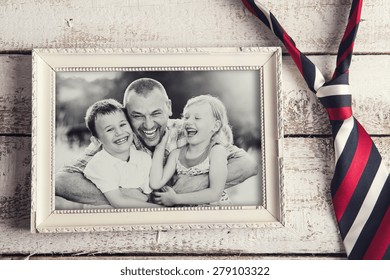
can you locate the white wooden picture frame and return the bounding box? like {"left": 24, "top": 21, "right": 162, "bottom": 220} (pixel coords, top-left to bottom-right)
{"left": 31, "top": 47, "right": 284, "bottom": 233}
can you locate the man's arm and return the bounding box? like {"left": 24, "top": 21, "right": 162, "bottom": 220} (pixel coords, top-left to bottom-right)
{"left": 55, "top": 196, "right": 112, "bottom": 210}
{"left": 55, "top": 140, "right": 108, "bottom": 209}
{"left": 55, "top": 171, "right": 109, "bottom": 207}
{"left": 171, "top": 146, "right": 258, "bottom": 193}
{"left": 225, "top": 145, "right": 259, "bottom": 188}
{"left": 171, "top": 174, "right": 208, "bottom": 193}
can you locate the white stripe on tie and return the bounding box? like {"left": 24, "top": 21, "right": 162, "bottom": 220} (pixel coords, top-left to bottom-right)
{"left": 343, "top": 161, "right": 388, "bottom": 255}
{"left": 317, "top": 84, "right": 350, "bottom": 98}
{"left": 334, "top": 116, "right": 355, "bottom": 162}
{"left": 313, "top": 67, "right": 325, "bottom": 92}
{"left": 254, "top": 0, "right": 274, "bottom": 33}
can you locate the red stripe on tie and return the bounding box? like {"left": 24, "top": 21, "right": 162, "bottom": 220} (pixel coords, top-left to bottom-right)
{"left": 332, "top": 70, "right": 350, "bottom": 80}
{"left": 283, "top": 33, "right": 303, "bottom": 75}
{"left": 333, "top": 123, "right": 373, "bottom": 222}
{"left": 337, "top": 43, "right": 355, "bottom": 67}
{"left": 363, "top": 207, "right": 390, "bottom": 260}
{"left": 342, "top": 0, "right": 363, "bottom": 42}
{"left": 242, "top": 0, "right": 257, "bottom": 16}
{"left": 327, "top": 107, "right": 353, "bottom": 121}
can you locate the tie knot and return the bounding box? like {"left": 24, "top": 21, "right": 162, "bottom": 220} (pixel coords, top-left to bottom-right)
{"left": 317, "top": 85, "right": 353, "bottom": 121}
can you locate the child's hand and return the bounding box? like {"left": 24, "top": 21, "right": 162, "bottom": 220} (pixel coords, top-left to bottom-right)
{"left": 155, "top": 128, "right": 170, "bottom": 151}
{"left": 153, "top": 187, "right": 177, "bottom": 206}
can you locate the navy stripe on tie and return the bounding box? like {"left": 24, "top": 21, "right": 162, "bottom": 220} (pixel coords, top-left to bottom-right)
{"left": 338, "top": 146, "right": 381, "bottom": 238}
{"left": 336, "top": 54, "right": 353, "bottom": 78}
{"left": 336, "top": 30, "right": 359, "bottom": 75}
{"left": 384, "top": 244, "right": 390, "bottom": 259}
{"left": 301, "top": 55, "right": 317, "bottom": 92}
{"left": 320, "top": 95, "right": 351, "bottom": 109}
{"left": 270, "top": 13, "right": 287, "bottom": 43}
{"left": 246, "top": 0, "right": 272, "bottom": 30}
{"left": 338, "top": 25, "right": 359, "bottom": 59}
{"left": 331, "top": 118, "right": 359, "bottom": 197}
{"left": 349, "top": 0, "right": 360, "bottom": 19}
{"left": 331, "top": 120, "right": 344, "bottom": 138}
{"left": 349, "top": 176, "right": 390, "bottom": 259}
{"left": 324, "top": 73, "right": 349, "bottom": 86}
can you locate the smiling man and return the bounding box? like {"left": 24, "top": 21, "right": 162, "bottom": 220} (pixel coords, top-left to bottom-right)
{"left": 55, "top": 78, "right": 258, "bottom": 209}
{"left": 124, "top": 79, "right": 174, "bottom": 150}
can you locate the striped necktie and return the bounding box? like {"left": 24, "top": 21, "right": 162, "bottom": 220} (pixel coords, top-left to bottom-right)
{"left": 242, "top": 0, "right": 389, "bottom": 259}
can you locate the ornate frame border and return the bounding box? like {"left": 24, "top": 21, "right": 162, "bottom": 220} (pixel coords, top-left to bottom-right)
{"left": 31, "top": 47, "right": 284, "bottom": 233}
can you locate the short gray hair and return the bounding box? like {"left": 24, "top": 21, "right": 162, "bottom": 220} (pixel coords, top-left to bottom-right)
{"left": 123, "top": 78, "right": 168, "bottom": 106}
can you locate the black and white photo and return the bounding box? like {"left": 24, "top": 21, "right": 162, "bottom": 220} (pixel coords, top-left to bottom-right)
{"left": 55, "top": 71, "right": 262, "bottom": 210}
{"left": 31, "top": 48, "right": 283, "bottom": 232}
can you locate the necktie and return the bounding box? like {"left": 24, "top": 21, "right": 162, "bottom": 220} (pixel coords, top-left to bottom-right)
{"left": 242, "top": 0, "right": 389, "bottom": 260}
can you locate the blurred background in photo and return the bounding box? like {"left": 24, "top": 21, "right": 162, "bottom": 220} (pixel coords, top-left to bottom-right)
{"left": 55, "top": 70, "right": 262, "bottom": 206}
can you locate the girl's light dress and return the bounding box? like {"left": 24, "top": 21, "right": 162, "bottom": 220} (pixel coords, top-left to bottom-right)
{"left": 175, "top": 144, "right": 232, "bottom": 206}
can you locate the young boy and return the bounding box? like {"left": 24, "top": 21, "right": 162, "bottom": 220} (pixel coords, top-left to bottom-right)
{"left": 82, "top": 99, "right": 160, "bottom": 208}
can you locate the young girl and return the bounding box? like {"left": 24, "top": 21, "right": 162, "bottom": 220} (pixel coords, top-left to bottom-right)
{"left": 149, "top": 95, "right": 233, "bottom": 206}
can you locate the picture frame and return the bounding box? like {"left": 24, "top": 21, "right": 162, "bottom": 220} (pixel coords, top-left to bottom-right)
{"left": 31, "top": 47, "right": 284, "bottom": 233}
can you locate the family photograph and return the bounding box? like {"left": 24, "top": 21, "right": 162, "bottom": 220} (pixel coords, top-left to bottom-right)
{"left": 54, "top": 70, "right": 262, "bottom": 210}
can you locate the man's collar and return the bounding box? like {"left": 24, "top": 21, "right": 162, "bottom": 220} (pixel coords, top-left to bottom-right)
{"left": 132, "top": 133, "right": 153, "bottom": 155}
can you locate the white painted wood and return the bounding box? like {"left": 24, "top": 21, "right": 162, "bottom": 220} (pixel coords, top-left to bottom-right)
{"left": 0, "top": 0, "right": 388, "bottom": 257}
{"left": 0, "top": 55, "right": 32, "bottom": 134}
{"left": 0, "top": 0, "right": 388, "bottom": 53}
{"left": 0, "top": 136, "right": 388, "bottom": 254}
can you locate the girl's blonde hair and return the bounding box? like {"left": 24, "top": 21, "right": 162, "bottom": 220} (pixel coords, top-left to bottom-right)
{"left": 184, "top": 95, "right": 233, "bottom": 146}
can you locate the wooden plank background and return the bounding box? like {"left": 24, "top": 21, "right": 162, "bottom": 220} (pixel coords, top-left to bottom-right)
{"left": 0, "top": 0, "right": 389, "bottom": 258}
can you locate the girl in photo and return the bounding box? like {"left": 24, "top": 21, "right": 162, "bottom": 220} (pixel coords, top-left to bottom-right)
{"left": 150, "top": 94, "right": 233, "bottom": 206}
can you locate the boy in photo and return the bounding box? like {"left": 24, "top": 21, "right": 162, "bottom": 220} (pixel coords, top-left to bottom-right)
{"left": 82, "top": 98, "right": 161, "bottom": 208}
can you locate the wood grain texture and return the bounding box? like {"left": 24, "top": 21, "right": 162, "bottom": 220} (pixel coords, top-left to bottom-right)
{"left": 0, "top": 0, "right": 388, "bottom": 53}
{"left": 0, "top": 136, "right": 388, "bottom": 254}
{"left": 0, "top": 55, "right": 32, "bottom": 135}
{"left": 0, "top": 0, "right": 389, "bottom": 258}
{"left": 1, "top": 54, "right": 389, "bottom": 135}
